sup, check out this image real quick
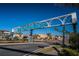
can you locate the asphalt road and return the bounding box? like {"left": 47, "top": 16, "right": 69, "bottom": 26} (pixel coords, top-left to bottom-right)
{"left": 0, "top": 42, "right": 49, "bottom": 56}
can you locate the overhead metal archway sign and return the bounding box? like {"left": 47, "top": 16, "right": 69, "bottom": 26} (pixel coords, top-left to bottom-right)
{"left": 12, "top": 12, "right": 77, "bottom": 33}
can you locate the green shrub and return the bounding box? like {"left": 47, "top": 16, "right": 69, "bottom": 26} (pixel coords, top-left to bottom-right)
{"left": 69, "top": 33, "right": 79, "bottom": 49}
{"left": 61, "top": 48, "right": 79, "bottom": 56}
{"left": 13, "top": 36, "right": 19, "bottom": 41}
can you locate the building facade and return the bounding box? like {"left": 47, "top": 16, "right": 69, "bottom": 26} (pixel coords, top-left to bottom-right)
{"left": 0, "top": 30, "right": 11, "bottom": 40}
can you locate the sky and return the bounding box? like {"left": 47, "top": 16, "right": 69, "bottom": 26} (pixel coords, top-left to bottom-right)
{"left": 0, "top": 3, "right": 79, "bottom": 35}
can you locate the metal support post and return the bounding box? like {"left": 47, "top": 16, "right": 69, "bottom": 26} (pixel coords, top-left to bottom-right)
{"left": 62, "top": 24, "right": 65, "bottom": 47}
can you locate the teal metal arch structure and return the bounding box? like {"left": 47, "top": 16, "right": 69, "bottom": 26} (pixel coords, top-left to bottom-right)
{"left": 12, "top": 12, "right": 77, "bottom": 46}
{"left": 12, "top": 12, "right": 77, "bottom": 33}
